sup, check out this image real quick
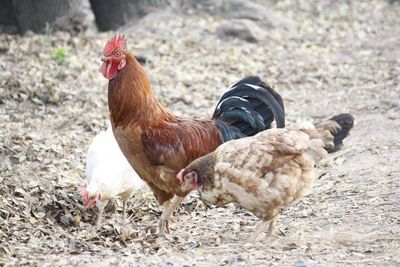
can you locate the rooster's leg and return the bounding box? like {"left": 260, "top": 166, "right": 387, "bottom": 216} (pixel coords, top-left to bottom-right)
{"left": 158, "top": 196, "right": 185, "bottom": 236}
{"left": 159, "top": 200, "right": 170, "bottom": 235}
{"left": 246, "top": 214, "right": 279, "bottom": 243}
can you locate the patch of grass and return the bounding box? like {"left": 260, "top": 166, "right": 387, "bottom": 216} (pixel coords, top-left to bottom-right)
{"left": 52, "top": 47, "right": 68, "bottom": 65}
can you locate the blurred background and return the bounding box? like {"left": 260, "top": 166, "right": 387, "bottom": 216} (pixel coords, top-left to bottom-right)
{"left": 1, "top": 0, "right": 293, "bottom": 34}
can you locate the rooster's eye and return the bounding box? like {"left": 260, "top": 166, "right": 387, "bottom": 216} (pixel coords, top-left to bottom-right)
{"left": 115, "top": 52, "right": 121, "bottom": 57}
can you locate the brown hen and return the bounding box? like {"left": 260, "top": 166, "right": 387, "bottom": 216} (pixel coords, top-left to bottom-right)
{"left": 177, "top": 114, "right": 354, "bottom": 241}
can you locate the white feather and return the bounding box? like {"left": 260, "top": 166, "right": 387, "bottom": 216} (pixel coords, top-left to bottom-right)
{"left": 85, "top": 127, "right": 144, "bottom": 207}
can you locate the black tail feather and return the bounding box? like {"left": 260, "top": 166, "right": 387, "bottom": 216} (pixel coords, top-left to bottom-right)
{"left": 215, "top": 121, "right": 246, "bottom": 141}
{"left": 329, "top": 113, "right": 354, "bottom": 153}
{"left": 214, "top": 81, "right": 285, "bottom": 128}
{"left": 220, "top": 108, "right": 258, "bottom": 129}
{"left": 212, "top": 76, "right": 285, "bottom": 142}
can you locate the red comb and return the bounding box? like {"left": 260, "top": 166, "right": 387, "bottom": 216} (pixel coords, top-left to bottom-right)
{"left": 103, "top": 34, "right": 127, "bottom": 56}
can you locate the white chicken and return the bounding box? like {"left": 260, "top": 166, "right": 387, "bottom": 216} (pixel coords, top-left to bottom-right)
{"left": 80, "top": 127, "right": 145, "bottom": 226}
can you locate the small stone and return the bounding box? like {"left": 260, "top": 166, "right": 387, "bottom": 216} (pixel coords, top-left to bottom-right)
{"left": 217, "top": 19, "right": 267, "bottom": 43}
{"left": 294, "top": 257, "right": 308, "bottom": 267}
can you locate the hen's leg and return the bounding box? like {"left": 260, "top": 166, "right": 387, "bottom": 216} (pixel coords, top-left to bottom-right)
{"left": 122, "top": 192, "right": 135, "bottom": 223}
{"left": 158, "top": 196, "right": 185, "bottom": 236}
{"left": 122, "top": 200, "right": 127, "bottom": 221}
{"left": 266, "top": 214, "right": 278, "bottom": 237}
{"left": 96, "top": 199, "right": 109, "bottom": 227}
{"left": 246, "top": 215, "right": 279, "bottom": 242}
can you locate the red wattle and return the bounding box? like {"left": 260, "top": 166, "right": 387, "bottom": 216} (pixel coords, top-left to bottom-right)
{"left": 101, "top": 62, "right": 108, "bottom": 79}
{"left": 101, "top": 61, "right": 118, "bottom": 80}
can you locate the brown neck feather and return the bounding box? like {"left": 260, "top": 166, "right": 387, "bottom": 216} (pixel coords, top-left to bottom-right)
{"left": 189, "top": 153, "right": 216, "bottom": 189}
{"left": 108, "top": 54, "right": 173, "bottom": 128}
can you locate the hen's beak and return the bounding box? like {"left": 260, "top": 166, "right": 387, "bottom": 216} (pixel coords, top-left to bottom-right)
{"left": 101, "top": 56, "right": 109, "bottom": 62}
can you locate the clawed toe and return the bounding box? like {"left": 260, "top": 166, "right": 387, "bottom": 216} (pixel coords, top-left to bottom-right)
{"left": 158, "top": 219, "right": 170, "bottom": 236}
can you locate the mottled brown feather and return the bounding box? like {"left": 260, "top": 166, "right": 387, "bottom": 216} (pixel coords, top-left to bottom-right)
{"left": 184, "top": 123, "right": 339, "bottom": 221}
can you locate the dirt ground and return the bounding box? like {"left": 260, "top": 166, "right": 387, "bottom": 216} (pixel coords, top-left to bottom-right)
{"left": 1, "top": 0, "right": 399, "bottom": 266}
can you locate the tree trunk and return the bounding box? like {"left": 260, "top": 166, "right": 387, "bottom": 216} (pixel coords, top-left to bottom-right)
{"left": 89, "top": 0, "right": 171, "bottom": 31}
{"left": 12, "top": 0, "right": 93, "bottom": 34}
{"left": 0, "top": 0, "right": 18, "bottom": 33}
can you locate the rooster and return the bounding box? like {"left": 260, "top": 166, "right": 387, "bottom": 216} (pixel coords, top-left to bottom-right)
{"left": 100, "top": 35, "right": 285, "bottom": 235}
{"left": 80, "top": 127, "right": 145, "bottom": 226}
{"left": 177, "top": 114, "right": 354, "bottom": 241}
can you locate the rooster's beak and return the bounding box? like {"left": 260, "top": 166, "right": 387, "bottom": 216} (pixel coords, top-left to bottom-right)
{"left": 101, "top": 56, "right": 109, "bottom": 62}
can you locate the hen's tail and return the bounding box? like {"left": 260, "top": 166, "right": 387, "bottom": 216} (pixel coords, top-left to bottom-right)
{"left": 212, "top": 76, "right": 285, "bottom": 142}
{"left": 315, "top": 113, "right": 354, "bottom": 153}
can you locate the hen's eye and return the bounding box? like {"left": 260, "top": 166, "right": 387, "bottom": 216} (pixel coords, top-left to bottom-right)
{"left": 115, "top": 52, "right": 121, "bottom": 57}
